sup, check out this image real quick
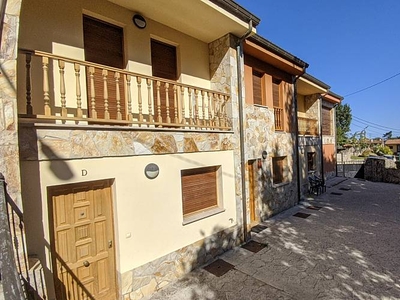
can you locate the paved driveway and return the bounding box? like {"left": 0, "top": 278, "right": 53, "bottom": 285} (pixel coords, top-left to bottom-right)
{"left": 147, "top": 178, "right": 400, "bottom": 300}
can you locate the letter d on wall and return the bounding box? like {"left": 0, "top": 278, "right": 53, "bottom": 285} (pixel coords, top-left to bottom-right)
{"left": 82, "top": 169, "right": 88, "bottom": 176}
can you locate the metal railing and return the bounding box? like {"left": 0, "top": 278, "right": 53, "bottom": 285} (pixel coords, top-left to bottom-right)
{"left": 19, "top": 49, "right": 231, "bottom": 131}
{"left": 0, "top": 174, "right": 47, "bottom": 299}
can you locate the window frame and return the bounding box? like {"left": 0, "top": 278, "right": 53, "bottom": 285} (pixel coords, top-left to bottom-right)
{"left": 272, "top": 156, "right": 288, "bottom": 185}
{"left": 181, "top": 165, "right": 224, "bottom": 225}
{"left": 307, "top": 152, "right": 316, "bottom": 173}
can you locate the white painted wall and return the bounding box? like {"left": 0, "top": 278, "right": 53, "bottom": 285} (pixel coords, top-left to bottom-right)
{"left": 21, "top": 150, "right": 236, "bottom": 273}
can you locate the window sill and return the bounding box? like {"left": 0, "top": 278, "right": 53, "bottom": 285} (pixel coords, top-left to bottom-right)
{"left": 182, "top": 207, "right": 225, "bottom": 226}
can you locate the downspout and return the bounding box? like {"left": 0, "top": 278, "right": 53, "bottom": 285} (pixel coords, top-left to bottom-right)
{"left": 237, "top": 20, "right": 253, "bottom": 242}
{"left": 318, "top": 94, "right": 327, "bottom": 186}
{"left": 293, "top": 69, "right": 307, "bottom": 203}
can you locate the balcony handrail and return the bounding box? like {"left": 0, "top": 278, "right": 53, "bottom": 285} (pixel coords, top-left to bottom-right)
{"left": 19, "top": 48, "right": 230, "bottom": 97}
{"left": 18, "top": 48, "right": 231, "bottom": 131}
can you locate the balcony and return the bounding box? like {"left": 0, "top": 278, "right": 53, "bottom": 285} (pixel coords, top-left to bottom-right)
{"left": 18, "top": 49, "right": 231, "bottom": 131}
{"left": 274, "top": 107, "right": 283, "bottom": 131}
{"left": 298, "top": 116, "right": 318, "bottom": 136}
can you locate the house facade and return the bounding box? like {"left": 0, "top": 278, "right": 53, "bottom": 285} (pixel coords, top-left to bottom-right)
{"left": 386, "top": 139, "right": 400, "bottom": 157}
{"left": 0, "top": 0, "right": 343, "bottom": 299}
{"left": 242, "top": 34, "right": 308, "bottom": 223}
{"left": 2, "top": 0, "right": 262, "bottom": 299}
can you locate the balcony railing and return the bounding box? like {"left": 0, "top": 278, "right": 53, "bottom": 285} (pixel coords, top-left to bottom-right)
{"left": 18, "top": 49, "right": 231, "bottom": 131}
{"left": 274, "top": 107, "right": 283, "bottom": 131}
{"left": 298, "top": 116, "right": 318, "bottom": 136}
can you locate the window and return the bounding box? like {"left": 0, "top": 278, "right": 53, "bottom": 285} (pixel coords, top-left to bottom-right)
{"left": 322, "top": 107, "right": 332, "bottom": 135}
{"left": 272, "top": 78, "right": 281, "bottom": 108}
{"left": 181, "top": 166, "right": 221, "bottom": 218}
{"left": 307, "top": 152, "right": 316, "bottom": 172}
{"left": 272, "top": 156, "right": 287, "bottom": 184}
{"left": 252, "top": 70, "right": 263, "bottom": 105}
{"left": 273, "top": 78, "right": 283, "bottom": 131}
{"left": 151, "top": 39, "right": 178, "bottom": 124}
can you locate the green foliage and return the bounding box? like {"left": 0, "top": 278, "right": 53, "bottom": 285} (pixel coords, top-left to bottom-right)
{"left": 374, "top": 145, "right": 393, "bottom": 155}
{"left": 336, "top": 103, "right": 352, "bottom": 146}
{"left": 361, "top": 149, "right": 372, "bottom": 157}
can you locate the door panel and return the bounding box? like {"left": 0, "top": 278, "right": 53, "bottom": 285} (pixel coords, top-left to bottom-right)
{"left": 49, "top": 180, "right": 116, "bottom": 300}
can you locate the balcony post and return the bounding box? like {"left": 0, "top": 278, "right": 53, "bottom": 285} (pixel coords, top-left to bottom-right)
{"left": 146, "top": 79, "right": 153, "bottom": 123}
{"left": 25, "top": 53, "right": 33, "bottom": 115}
{"left": 126, "top": 74, "right": 133, "bottom": 122}
{"left": 173, "top": 85, "right": 178, "bottom": 124}
{"left": 136, "top": 76, "right": 143, "bottom": 123}
{"left": 89, "top": 67, "right": 97, "bottom": 119}
{"left": 115, "top": 72, "right": 122, "bottom": 120}
{"left": 102, "top": 69, "right": 110, "bottom": 120}
{"left": 156, "top": 81, "right": 162, "bottom": 124}
{"left": 165, "top": 82, "right": 171, "bottom": 124}
{"left": 180, "top": 86, "right": 185, "bottom": 124}
{"left": 42, "top": 57, "right": 51, "bottom": 116}
{"left": 74, "top": 63, "right": 82, "bottom": 118}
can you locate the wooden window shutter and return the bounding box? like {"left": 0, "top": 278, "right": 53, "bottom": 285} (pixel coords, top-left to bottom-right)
{"left": 83, "top": 15, "right": 125, "bottom": 120}
{"left": 252, "top": 70, "right": 263, "bottom": 105}
{"left": 272, "top": 157, "right": 285, "bottom": 184}
{"left": 273, "top": 79, "right": 281, "bottom": 108}
{"left": 322, "top": 107, "right": 332, "bottom": 135}
{"left": 151, "top": 40, "right": 177, "bottom": 80}
{"left": 181, "top": 166, "right": 219, "bottom": 216}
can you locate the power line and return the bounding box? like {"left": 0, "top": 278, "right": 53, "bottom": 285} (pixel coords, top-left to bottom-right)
{"left": 352, "top": 115, "right": 400, "bottom": 131}
{"left": 344, "top": 71, "right": 400, "bottom": 97}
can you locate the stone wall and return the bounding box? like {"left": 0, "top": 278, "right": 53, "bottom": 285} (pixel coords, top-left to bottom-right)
{"left": 0, "top": 0, "right": 22, "bottom": 206}
{"left": 244, "top": 103, "right": 298, "bottom": 219}
{"left": 364, "top": 157, "right": 400, "bottom": 184}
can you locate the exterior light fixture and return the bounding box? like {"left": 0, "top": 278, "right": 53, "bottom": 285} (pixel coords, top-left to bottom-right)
{"left": 262, "top": 150, "right": 268, "bottom": 159}
{"left": 144, "top": 163, "right": 159, "bottom": 179}
{"left": 133, "top": 14, "right": 146, "bottom": 29}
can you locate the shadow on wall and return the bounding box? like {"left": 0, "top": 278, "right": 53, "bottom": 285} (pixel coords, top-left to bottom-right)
{"left": 39, "top": 140, "right": 74, "bottom": 180}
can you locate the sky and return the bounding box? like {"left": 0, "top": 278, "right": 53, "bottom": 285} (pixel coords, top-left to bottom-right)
{"left": 235, "top": 0, "right": 400, "bottom": 139}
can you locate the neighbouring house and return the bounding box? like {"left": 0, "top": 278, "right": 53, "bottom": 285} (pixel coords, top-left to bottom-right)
{"left": 2, "top": 0, "right": 262, "bottom": 299}
{"left": 385, "top": 139, "right": 400, "bottom": 157}
{"left": 321, "top": 91, "right": 343, "bottom": 179}
{"left": 242, "top": 34, "right": 308, "bottom": 223}
{"left": 297, "top": 74, "right": 329, "bottom": 196}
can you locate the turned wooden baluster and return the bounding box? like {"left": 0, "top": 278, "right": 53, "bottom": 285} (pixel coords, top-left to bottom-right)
{"left": 156, "top": 81, "right": 162, "bottom": 124}
{"left": 136, "top": 76, "right": 143, "bottom": 124}
{"left": 74, "top": 63, "right": 82, "bottom": 118}
{"left": 180, "top": 86, "right": 185, "bottom": 124}
{"left": 173, "top": 85, "right": 178, "bottom": 124}
{"left": 115, "top": 72, "right": 122, "bottom": 120}
{"left": 42, "top": 57, "right": 51, "bottom": 116}
{"left": 126, "top": 74, "right": 133, "bottom": 121}
{"left": 102, "top": 69, "right": 110, "bottom": 120}
{"left": 207, "top": 92, "right": 212, "bottom": 127}
{"left": 58, "top": 60, "right": 67, "bottom": 117}
{"left": 188, "top": 88, "right": 193, "bottom": 126}
{"left": 25, "top": 53, "right": 32, "bottom": 115}
{"left": 165, "top": 82, "right": 171, "bottom": 124}
{"left": 194, "top": 89, "right": 199, "bottom": 126}
{"left": 218, "top": 94, "right": 224, "bottom": 128}
{"left": 201, "top": 90, "right": 206, "bottom": 126}
{"left": 88, "top": 67, "right": 97, "bottom": 119}
{"left": 213, "top": 93, "right": 220, "bottom": 128}
{"left": 147, "top": 79, "right": 153, "bottom": 123}
{"left": 221, "top": 95, "right": 228, "bottom": 128}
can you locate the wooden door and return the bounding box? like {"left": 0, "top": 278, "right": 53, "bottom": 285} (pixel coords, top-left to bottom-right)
{"left": 83, "top": 15, "right": 125, "bottom": 121}
{"left": 248, "top": 161, "right": 257, "bottom": 224}
{"left": 49, "top": 180, "right": 117, "bottom": 300}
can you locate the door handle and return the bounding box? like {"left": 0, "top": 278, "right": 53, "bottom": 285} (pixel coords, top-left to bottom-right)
{"left": 108, "top": 240, "right": 113, "bottom": 248}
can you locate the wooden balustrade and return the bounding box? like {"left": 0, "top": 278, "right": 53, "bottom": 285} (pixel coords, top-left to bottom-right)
{"left": 298, "top": 116, "right": 318, "bottom": 135}
{"left": 273, "top": 107, "right": 283, "bottom": 131}
{"left": 18, "top": 49, "right": 231, "bottom": 131}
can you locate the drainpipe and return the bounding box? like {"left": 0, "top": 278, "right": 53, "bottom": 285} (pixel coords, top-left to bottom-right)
{"left": 293, "top": 70, "right": 306, "bottom": 204}
{"left": 237, "top": 20, "right": 253, "bottom": 242}
{"left": 319, "top": 95, "right": 325, "bottom": 186}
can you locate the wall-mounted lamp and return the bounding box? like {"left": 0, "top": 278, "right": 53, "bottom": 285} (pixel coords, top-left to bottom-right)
{"left": 144, "top": 163, "right": 159, "bottom": 179}
{"left": 133, "top": 14, "right": 146, "bottom": 29}
{"left": 262, "top": 150, "right": 268, "bottom": 159}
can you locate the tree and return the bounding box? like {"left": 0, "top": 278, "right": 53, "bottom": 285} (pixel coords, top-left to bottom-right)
{"left": 336, "top": 103, "right": 352, "bottom": 147}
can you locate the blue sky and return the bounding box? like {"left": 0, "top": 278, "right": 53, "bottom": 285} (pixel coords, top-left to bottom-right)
{"left": 235, "top": 0, "right": 400, "bottom": 139}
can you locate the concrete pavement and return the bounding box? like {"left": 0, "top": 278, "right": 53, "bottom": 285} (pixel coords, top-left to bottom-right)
{"left": 147, "top": 177, "right": 400, "bottom": 300}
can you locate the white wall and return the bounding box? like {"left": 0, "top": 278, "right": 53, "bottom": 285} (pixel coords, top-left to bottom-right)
{"left": 22, "top": 150, "right": 236, "bottom": 273}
